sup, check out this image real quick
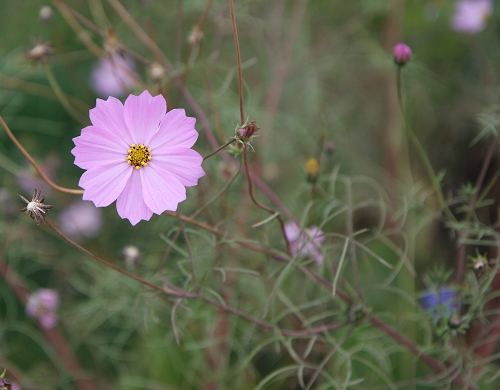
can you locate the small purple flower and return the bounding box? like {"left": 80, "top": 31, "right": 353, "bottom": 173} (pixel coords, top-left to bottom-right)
{"left": 419, "top": 286, "right": 460, "bottom": 317}
{"left": 451, "top": 0, "right": 493, "bottom": 34}
{"left": 58, "top": 201, "right": 102, "bottom": 240}
{"left": 26, "top": 289, "right": 60, "bottom": 329}
{"left": 71, "top": 90, "right": 205, "bottom": 225}
{"left": 284, "top": 221, "right": 325, "bottom": 265}
{"left": 393, "top": 43, "right": 412, "bottom": 66}
{"left": 90, "top": 54, "right": 137, "bottom": 97}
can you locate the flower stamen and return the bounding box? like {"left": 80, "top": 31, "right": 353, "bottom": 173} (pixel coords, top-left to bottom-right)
{"left": 127, "top": 143, "right": 152, "bottom": 169}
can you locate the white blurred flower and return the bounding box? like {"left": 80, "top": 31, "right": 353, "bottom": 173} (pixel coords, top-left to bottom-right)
{"left": 451, "top": 0, "right": 493, "bottom": 34}
{"left": 90, "top": 54, "right": 137, "bottom": 97}
{"left": 59, "top": 201, "right": 102, "bottom": 240}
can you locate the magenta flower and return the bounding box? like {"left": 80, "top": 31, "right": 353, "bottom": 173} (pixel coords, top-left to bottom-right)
{"left": 393, "top": 43, "right": 412, "bottom": 66}
{"left": 58, "top": 201, "right": 102, "bottom": 241}
{"left": 26, "top": 289, "right": 60, "bottom": 329}
{"left": 90, "top": 54, "right": 137, "bottom": 97}
{"left": 451, "top": 0, "right": 493, "bottom": 34}
{"left": 284, "top": 221, "right": 325, "bottom": 265}
{"left": 72, "top": 90, "right": 205, "bottom": 225}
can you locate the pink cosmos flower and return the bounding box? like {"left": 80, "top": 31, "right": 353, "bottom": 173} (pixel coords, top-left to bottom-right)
{"left": 90, "top": 54, "right": 137, "bottom": 97}
{"left": 71, "top": 90, "right": 205, "bottom": 225}
{"left": 58, "top": 201, "right": 102, "bottom": 241}
{"left": 284, "top": 221, "right": 325, "bottom": 265}
{"left": 451, "top": 0, "right": 493, "bottom": 34}
{"left": 26, "top": 289, "right": 60, "bottom": 329}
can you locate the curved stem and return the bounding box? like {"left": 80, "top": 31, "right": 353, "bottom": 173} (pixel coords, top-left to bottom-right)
{"left": 0, "top": 116, "right": 84, "bottom": 195}
{"left": 243, "top": 145, "right": 291, "bottom": 255}
{"left": 228, "top": 0, "right": 245, "bottom": 125}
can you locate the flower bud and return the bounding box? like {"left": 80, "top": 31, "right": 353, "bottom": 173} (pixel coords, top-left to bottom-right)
{"left": 39, "top": 6, "right": 53, "bottom": 24}
{"left": 306, "top": 158, "right": 319, "bottom": 182}
{"left": 237, "top": 121, "right": 259, "bottom": 141}
{"left": 393, "top": 43, "right": 412, "bottom": 66}
{"left": 149, "top": 62, "right": 166, "bottom": 83}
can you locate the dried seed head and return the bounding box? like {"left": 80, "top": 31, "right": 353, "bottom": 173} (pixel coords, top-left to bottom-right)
{"left": 26, "top": 39, "right": 53, "bottom": 64}
{"left": 17, "top": 187, "right": 53, "bottom": 224}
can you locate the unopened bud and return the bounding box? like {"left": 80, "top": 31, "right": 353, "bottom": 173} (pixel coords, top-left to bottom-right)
{"left": 123, "top": 245, "right": 141, "bottom": 270}
{"left": 0, "top": 378, "right": 12, "bottom": 390}
{"left": 306, "top": 158, "right": 319, "bottom": 182}
{"left": 149, "top": 62, "right": 165, "bottom": 83}
{"left": 325, "top": 142, "right": 335, "bottom": 154}
{"left": 393, "top": 43, "right": 412, "bottom": 66}
{"left": 39, "top": 6, "right": 53, "bottom": 24}
{"left": 237, "top": 120, "right": 259, "bottom": 141}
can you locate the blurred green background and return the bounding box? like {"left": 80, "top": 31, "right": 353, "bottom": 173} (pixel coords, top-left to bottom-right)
{"left": 1, "top": 0, "right": 500, "bottom": 389}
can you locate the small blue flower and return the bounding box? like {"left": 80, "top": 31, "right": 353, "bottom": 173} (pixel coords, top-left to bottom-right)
{"left": 419, "top": 286, "right": 460, "bottom": 317}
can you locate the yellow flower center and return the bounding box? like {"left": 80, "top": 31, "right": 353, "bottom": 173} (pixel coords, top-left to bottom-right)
{"left": 127, "top": 143, "right": 152, "bottom": 170}
{"left": 306, "top": 158, "right": 319, "bottom": 177}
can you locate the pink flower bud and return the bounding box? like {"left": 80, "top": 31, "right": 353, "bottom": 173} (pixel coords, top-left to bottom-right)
{"left": 393, "top": 43, "right": 412, "bottom": 66}
{"left": 237, "top": 121, "right": 259, "bottom": 141}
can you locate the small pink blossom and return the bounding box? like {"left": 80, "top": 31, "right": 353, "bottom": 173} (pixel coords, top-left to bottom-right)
{"left": 16, "top": 156, "right": 59, "bottom": 196}
{"left": 26, "top": 289, "right": 60, "bottom": 329}
{"left": 71, "top": 90, "right": 205, "bottom": 225}
{"left": 393, "top": 43, "right": 412, "bottom": 66}
{"left": 284, "top": 221, "right": 325, "bottom": 265}
{"left": 91, "top": 54, "right": 137, "bottom": 97}
{"left": 451, "top": 0, "right": 493, "bottom": 34}
{"left": 58, "top": 201, "right": 102, "bottom": 240}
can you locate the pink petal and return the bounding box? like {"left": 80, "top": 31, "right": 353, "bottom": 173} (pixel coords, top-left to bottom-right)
{"left": 72, "top": 126, "right": 126, "bottom": 170}
{"left": 152, "top": 147, "right": 205, "bottom": 187}
{"left": 80, "top": 163, "right": 132, "bottom": 207}
{"left": 284, "top": 221, "right": 301, "bottom": 242}
{"left": 89, "top": 97, "right": 134, "bottom": 144}
{"left": 149, "top": 109, "right": 198, "bottom": 150}
{"left": 116, "top": 171, "right": 153, "bottom": 225}
{"left": 124, "top": 90, "right": 166, "bottom": 143}
{"left": 140, "top": 165, "right": 186, "bottom": 214}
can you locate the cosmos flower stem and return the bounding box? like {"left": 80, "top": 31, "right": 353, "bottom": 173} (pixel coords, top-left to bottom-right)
{"left": 395, "top": 68, "right": 456, "bottom": 222}
{"left": 228, "top": 0, "right": 245, "bottom": 125}
{"left": 203, "top": 138, "right": 236, "bottom": 161}
{"left": 242, "top": 145, "right": 292, "bottom": 256}
{"left": 43, "top": 64, "right": 87, "bottom": 123}
{"left": 0, "top": 117, "right": 84, "bottom": 195}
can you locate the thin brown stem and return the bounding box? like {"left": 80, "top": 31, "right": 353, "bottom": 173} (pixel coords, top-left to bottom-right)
{"left": 228, "top": 0, "right": 245, "bottom": 124}
{"left": 203, "top": 139, "right": 236, "bottom": 161}
{"left": 41, "top": 218, "right": 345, "bottom": 337}
{"left": 0, "top": 116, "right": 84, "bottom": 195}
{"left": 243, "top": 145, "right": 291, "bottom": 255}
